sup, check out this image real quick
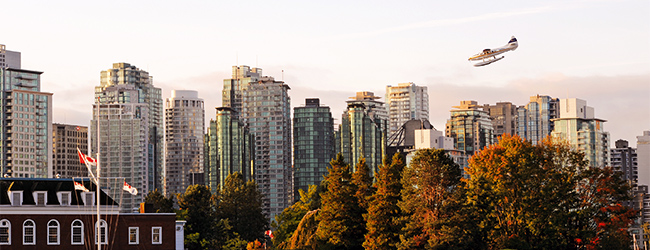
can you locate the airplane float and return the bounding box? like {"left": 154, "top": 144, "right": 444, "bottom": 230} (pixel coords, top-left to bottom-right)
{"left": 468, "top": 36, "right": 518, "bottom": 67}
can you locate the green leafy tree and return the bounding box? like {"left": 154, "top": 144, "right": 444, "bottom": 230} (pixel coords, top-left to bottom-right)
{"left": 177, "top": 184, "right": 218, "bottom": 250}
{"left": 272, "top": 185, "right": 321, "bottom": 249}
{"left": 144, "top": 188, "right": 174, "bottom": 213}
{"left": 315, "top": 153, "right": 365, "bottom": 249}
{"left": 217, "top": 172, "right": 268, "bottom": 243}
{"left": 364, "top": 153, "right": 406, "bottom": 250}
{"left": 398, "top": 149, "right": 462, "bottom": 250}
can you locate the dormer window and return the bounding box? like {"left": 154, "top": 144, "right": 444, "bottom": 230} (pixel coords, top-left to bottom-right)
{"left": 81, "top": 192, "right": 95, "bottom": 206}
{"left": 57, "top": 192, "right": 71, "bottom": 206}
{"left": 8, "top": 191, "right": 23, "bottom": 206}
{"left": 34, "top": 191, "right": 47, "bottom": 206}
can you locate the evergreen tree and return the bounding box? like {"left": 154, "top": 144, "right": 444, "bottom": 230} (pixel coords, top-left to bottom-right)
{"left": 177, "top": 184, "right": 218, "bottom": 250}
{"left": 364, "top": 153, "right": 406, "bottom": 250}
{"left": 272, "top": 185, "right": 320, "bottom": 249}
{"left": 315, "top": 153, "right": 365, "bottom": 249}
{"left": 352, "top": 157, "right": 374, "bottom": 211}
{"left": 398, "top": 149, "right": 462, "bottom": 250}
{"left": 144, "top": 188, "right": 174, "bottom": 213}
{"left": 217, "top": 172, "right": 268, "bottom": 243}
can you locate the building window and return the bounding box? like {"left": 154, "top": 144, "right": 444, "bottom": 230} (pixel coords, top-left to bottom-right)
{"left": 47, "top": 220, "right": 59, "bottom": 245}
{"left": 152, "top": 227, "right": 162, "bottom": 244}
{"left": 0, "top": 219, "right": 9, "bottom": 245}
{"left": 71, "top": 220, "right": 83, "bottom": 245}
{"left": 96, "top": 220, "right": 107, "bottom": 245}
{"left": 23, "top": 219, "right": 35, "bottom": 245}
{"left": 129, "top": 227, "right": 139, "bottom": 245}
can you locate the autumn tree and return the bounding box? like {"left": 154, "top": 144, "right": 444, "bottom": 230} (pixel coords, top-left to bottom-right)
{"left": 398, "top": 149, "right": 462, "bottom": 250}
{"left": 352, "top": 157, "right": 374, "bottom": 211}
{"left": 144, "top": 188, "right": 174, "bottom": 213}
{"left": 272, "top": 185, "right": 321, "bottom": 249}
{"left": 217, "top": 172, "right": 268, "bottom": 243}
{"left": 315, "top": 153, "right": 365, "bottom": 249}
{"left": 364, "top": 153, "right": 406, "bottom": 250}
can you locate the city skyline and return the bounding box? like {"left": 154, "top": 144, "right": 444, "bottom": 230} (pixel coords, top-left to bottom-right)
{"left": 2, "top": 0, "right": 648, "bottom": 146}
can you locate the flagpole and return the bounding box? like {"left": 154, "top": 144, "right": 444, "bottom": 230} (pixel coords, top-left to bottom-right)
{"left": 96, "top": 97, "right": 101, "bottom": 250}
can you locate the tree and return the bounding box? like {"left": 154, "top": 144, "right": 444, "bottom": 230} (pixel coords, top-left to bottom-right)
{"left": 177, "top": 184, "right": 218, "bottom": 250}
{"left": 398, "top": 149, "right": 462, "bottom": 250}
{"left": 364, "top": 153, "right": 406, "bottom": 250}
{"left": 315, "top": 153, "right": 365, "bottom": 249}
{"left": 286, "top": 209, "right": 321, "bottom": 250}
{"left": 464, "top": 135, "right": 635, "bottom": 250}
{"left": 352, "top": 157, "right": 374, "bottom": 211}
{"left": 272, "top": 185, "right": 321, "bottom": 249}
{"left": 217, "top": 172, "right": 268, "bottom": 243}
{"left": 144, "top": 189, "right": 174, "bottom": 213}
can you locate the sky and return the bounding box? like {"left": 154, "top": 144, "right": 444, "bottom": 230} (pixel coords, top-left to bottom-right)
{"left": 3, "top": 0, "right": 649, "bottom": 146}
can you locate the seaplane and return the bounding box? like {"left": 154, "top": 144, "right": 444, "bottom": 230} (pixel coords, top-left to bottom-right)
{"left": 468, "top": 36, "right": 518, "bottom": 67}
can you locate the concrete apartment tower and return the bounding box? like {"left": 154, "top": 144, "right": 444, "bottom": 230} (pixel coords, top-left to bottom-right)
{"left": 385, "top": 83, "right": 429, "bottom": 139}
{"left": 165, "top": 90, "right": 205, "bottom": 196}
{"left": 338, "top": 91, "right": 388, "bottom": 175}
{"left": 221, "top": 66, "right": 292, "bottom": 218}
{"left": 610, "top": 139, "right": 637, "bottom": 185}
{"left": 95, "top": 63, "right": 164, "bottom": 192}
{"left": 445, "top": 100, "right": 494, "bottom": 156}
{"left": 204, "top": 107, "right": 254, "bottom": 194}
{"left": 52, "top": 124, "right": 89, "bottom": 178}
{"left": 482, "top": 102, "right": 519, "bottom": 142}
{"left": 293, "top": 98, "right": 334, "bottom": 200}
{"left": 517, "top": 95, "right": 559, "bottom": 145}
{"left": 0, "top": 45, "right": 53, "bottom": 178}
{"left": 637, "top": 131, "right": 650, "bottom": 187}
{"left": 551, "top": 98, "right": 609, "bottom": 168}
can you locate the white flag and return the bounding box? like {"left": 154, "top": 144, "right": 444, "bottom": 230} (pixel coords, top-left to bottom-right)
{"left": 123, "top": 181, "right": 138, "bottom": 195}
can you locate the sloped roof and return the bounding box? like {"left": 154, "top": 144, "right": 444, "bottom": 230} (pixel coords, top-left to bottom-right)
{"left": 0, "top": 178, "right": 118, "bottom": 206}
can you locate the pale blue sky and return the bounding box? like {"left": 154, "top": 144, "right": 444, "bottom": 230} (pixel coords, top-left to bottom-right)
{"left": 4, "top": 0, "right": 649, "bottom": 145}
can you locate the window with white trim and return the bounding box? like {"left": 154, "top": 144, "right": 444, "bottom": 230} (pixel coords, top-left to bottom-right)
{"left": 34, "top": 191, "right": 47, "bottom": 206}
{"left": 152, "top": 227, "right": 162, "bottom": 244}
{"left": 71, "top": 220, "right": 83, "bottom": 245}
{"left": 23, "top": 219, "right": 35, "bottom": 245}
{"left": 0, "top": 219, "right": 10, "bottom": 245}
{"left": 96, "top": 220, "right": 107, "bottom": 245}
{"left": 58, "top": 192, "right": 71, "bottom": 206}
{"left": 129, "top": 227, "right": 139, "bottom": 245}
{"left": 47, "top": 220, "right": 59, "bottom": 245}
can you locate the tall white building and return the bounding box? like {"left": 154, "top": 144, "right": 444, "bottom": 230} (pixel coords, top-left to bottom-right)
{"left": 551, "top": 98, "right": 609, "bottom": 168}
{"left": 95, "top": 63, "right": 164, "bottom": 191}
{"left": 386, "top": 83, "right": 428, "bottom": 139}
{"left": 637, "top": 131, "right": 650, "bottom": 187}
{"left": 0, "top": 45, "right": 52, "bottom": 178}
{"left": 164, "top": 90, "right": 205, "bottom": 196}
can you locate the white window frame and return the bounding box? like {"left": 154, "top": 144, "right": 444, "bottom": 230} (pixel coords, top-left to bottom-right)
{"left": 151, "top": 227, "right": 162, "bottom": 245}
{"left": 57, "top": 192, "right": 71, "bottom": 206}
{"left": 81, "top": 191, "right": 95, "bottom": 206}
{"left": 71, "top": 220, "right": 84, "bottom": 245}
{"left": 95, "top": 220, "right": 107, "bottom": 245}
{"left": 9, "top": 191, "right": 23, "bottom": 206}
{"left": 34, "top": 191, "right": 48, "bottom": 206}
{"left": 47, "top": 219, "right": 60, "bottom": 245}
{"left": 23, "top": 219, "right": 35, "bottom": 245}
{"left": 128, "top": 227, "right": 139, "bottom": 245}
{"left": 0, "top": 219, "right": 10, "bottom": 245}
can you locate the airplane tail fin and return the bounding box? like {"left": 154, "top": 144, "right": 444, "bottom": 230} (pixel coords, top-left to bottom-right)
{"left": 509, "top": 36, "right": 517, "bottom": 44}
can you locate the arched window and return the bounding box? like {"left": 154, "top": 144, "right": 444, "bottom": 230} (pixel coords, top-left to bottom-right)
{"left": 71, "top": 220, "right": 83, "bottom": 245}
{"left": 95, "top": 220, "right": 107, "bottom": 245}
{"left": 47, "top": 220, "right": 60, "bottom": 245}
{"left": 0, "top": 219, "right": 10, "bottom": 245}
{"left": 23, "top": 219, "right": 35, "bottom": 245}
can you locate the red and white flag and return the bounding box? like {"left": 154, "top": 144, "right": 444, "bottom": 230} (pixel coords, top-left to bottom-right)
{"left": 123, "top": 181, "right": 138, "bottom": 195}
{"left": 77, "top": 148, "right": 97, "bottom": 180}
{"left": 265, "top": 230, "right": 274, "bottom": 239}
{"left": 74, "top": 181, "right": 90, "bottom": 192}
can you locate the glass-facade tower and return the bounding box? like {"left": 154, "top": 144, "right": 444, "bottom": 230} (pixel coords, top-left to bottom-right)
{"left": 517, "top": 95, "right": 559, "bottom": 145}
{"left": 293, "top": 98, "right": 334, "bottom": 200}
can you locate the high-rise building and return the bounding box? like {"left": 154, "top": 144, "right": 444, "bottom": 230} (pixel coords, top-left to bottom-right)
{"left": 338, "top": 92, "right": 388, "bottom": 175}
{"left": 95, "top": 62, "right": 163, "bottom": 191}
{"left": 483, "top": 102, "right": 518, "bottom": 141}
{"left": 164, "top": 90, "right": 205, "bottom": 195}
{"left": 91, "top": 84, "right": 149, "bottom": 212}
{"left": 551, "top": 98, "right": 609, "bottom": 168}
{"left": 385, "top": 83, "right": 429, "bottom": 139}
{"left": 293, "top": 98, "right": 334, "bottom": 200}
{"left": 517, "top": 95, "right": 559, "bottom": 145}
{"left": 204, "top": 107, "right": 254, "bottom": 194}
{"left": 52, "top": 124, "right": 88, "bottom": 178}
{"left": 610, "top": 139, "right": 637, "bottom": 184}
{"left": 222, "top": 65, "right": 262, "bottom": 117}
{"left": 445, "top": 100, "right": 494, "bottom": 156}
{"left": 637, "top": 131, "right": 650, "bottom": 187}
{"left": 0, "top": 46, "right": 52, "bottom": 178}
{"left": 0, "top": 44, "right": 21, "bottom": 69}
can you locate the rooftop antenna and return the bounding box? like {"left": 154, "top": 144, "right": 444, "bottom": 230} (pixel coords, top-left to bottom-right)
{"left": 256, "top": 55, "right": 258, "bottom": 68}
{"left": 236, "top": 52, "right": 238, "bottom": 66}
{"left": 282, "top": 69, "right": 284, "bottom": 81}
